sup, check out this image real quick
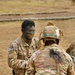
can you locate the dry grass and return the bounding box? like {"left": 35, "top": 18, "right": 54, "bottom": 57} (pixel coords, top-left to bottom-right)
{"left": 0, "top": 0, "right": 75, "bottom": 14}
{"left": 0, "top": 19, "right": 75, "bottom": 75}
{"left": 0, "top": 0, "right": 75, "bottom": 75}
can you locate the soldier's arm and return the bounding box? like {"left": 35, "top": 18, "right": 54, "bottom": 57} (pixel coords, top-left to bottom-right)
{"left": 67, "top": 57, "right": 75, "bottom": 75}
{"left": 8, "top": 44, "right": 27, "bottom": 69}
{"left": 26, "top": 54, "right": 36, "bottom": 75}
{"left": 66, "top": 42, "right": 75, "bottom": 53}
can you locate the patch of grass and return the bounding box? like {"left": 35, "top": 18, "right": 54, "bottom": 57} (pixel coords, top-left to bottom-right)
{"left": 0, "top": 0, "right": 74, "bottom": 14}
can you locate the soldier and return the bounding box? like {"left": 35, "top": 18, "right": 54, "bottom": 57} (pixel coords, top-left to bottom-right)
{"left": 66, "top": 40, "right": 75, "bottom": 70}
{"left": 8, "top": 19, "right": 38, "bottom": 75}
{"left": 27, "top": 22, "right": 74, "bottom": 75}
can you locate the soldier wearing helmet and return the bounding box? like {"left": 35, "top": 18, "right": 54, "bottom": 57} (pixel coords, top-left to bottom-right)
{"left": 26, "top": 22, "right": 74, "bottom": 75}
{"left": 66, "top": 40, "right": 75, "bottom": 70}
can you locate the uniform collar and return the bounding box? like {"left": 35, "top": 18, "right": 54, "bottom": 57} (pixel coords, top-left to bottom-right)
{"left": 21, "top": 36, "right": 34, "bottom": 47}
{"left": 21, "top": 36, "right": 29, "bottom": 47}
{"left": 45, "top": 44, "right": 58, "bottom": 49}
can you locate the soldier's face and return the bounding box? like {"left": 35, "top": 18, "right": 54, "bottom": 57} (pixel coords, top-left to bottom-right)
{"left": 23, "top": 26, "right": 35, "bottom": 40}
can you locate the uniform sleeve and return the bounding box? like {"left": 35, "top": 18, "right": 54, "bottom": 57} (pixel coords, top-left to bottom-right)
{"left": 66, "top": 42, "right": 75, "bottom": 69}
{"left": 26, "top": 54, "right": 36, "bottom": 75}
{"left": 66, "top": 42, "right": 75, "bottom": 53}
{"left": 67, "top": 56, "right": 75, "bottom": 75}
{"left": 8, "top": 44, "right": 27, "bottom": 69}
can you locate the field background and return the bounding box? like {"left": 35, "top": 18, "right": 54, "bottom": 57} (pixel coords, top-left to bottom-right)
{"left": 0, "top": 0, "right": 75, "bottom": 75}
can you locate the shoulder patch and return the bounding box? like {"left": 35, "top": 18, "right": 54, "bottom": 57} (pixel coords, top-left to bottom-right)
{"left": 8, "top": 45, "right": 14, "bottom": 51}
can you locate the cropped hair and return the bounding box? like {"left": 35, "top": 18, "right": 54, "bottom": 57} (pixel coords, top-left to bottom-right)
{"left": 21, "top": 19, "right": 35, "bottom": 30}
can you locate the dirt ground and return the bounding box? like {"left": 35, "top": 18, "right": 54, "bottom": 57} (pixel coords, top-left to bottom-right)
{"left": 0, "top": 19, "right": 75, "bottom": 75}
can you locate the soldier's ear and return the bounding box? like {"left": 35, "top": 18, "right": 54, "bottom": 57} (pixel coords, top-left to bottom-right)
{"left": 21, "top": 28, "right": 23, "bottom": 33}
{"left": 21, "top": 28, "right": 25, "bottom": 33}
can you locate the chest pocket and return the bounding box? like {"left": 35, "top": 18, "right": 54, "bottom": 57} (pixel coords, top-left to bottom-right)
{"left": 17, "top": 45, "right": 26, "bottom": 59}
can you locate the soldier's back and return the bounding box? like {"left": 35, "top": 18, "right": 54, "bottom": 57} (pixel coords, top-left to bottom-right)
{"left": 28, "top": 44, "right": 74, "bottom": 75}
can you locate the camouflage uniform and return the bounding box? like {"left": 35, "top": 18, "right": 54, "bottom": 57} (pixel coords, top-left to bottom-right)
{"left": 8, "top": 36, "right": 38, "bottom": 75}
{"left": 27, "top": 44, "right": 74, "bottom": 75}
{"left": 27, "top": 22, "right": 74, "bottom": 75}
{"left": 66, "top": 40, "right": 75, "bottom": 70}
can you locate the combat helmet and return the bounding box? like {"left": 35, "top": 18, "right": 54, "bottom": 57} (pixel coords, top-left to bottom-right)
{"left": 38, "top": 22, "right": 63, "bottom": 49}
{"left": 38, "top": 22, "right": 63, "bottom": 48}
{"left": 40, "top": 22, "right": 63, "bottom": 40}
